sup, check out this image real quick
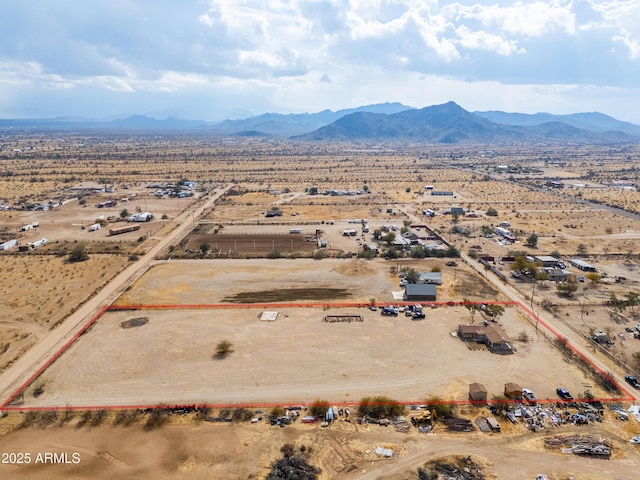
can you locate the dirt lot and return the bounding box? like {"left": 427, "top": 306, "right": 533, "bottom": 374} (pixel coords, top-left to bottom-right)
{"left": 18, "top": 258, "right": 611, "bottom": 409}
{"left": 1, "top": 409, "right": 639, "bottom": 480}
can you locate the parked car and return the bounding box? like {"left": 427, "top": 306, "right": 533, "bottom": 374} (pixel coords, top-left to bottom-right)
{"left": 381, "top": 306, "right": 398, "bottom": 317}
{"left": 556, "top": 387, "right": 573, "bottom": 400}
{"left": 445, "top": 261, "right": 457, "bottom": 267}
{"left": 522, "top": 388, "right": 537, "bottom": 404}
{"left": 411, "top": 311, "right": 426, "bottom": 320}
{"left": 369, "top": 305, "right": 377, "bottom": 311}
{"left": 625, "top": 375, "right": 640, "bottom": 389}
{"left": 578, "top": 275, "right": 585, "bottom": 282}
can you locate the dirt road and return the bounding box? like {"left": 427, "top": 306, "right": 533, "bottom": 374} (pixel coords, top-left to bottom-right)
{"left": 0, "top": 184, "right": 234, "bottom": 408}
{"left": 398, "top": 205, "right": 640, "bottom": 403}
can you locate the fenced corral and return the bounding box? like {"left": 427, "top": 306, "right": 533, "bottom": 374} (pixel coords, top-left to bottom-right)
{"left": 182, "top": 233, "right": 319, "bottom": 257}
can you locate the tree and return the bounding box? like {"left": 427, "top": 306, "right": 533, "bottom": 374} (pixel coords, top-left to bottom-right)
{"left": 484, "top": 304, "right": 505, "bottom": 322}
{"left": 485, "top": 207, "right": 498, "bottom": 217}
{"left": 464, "top": 298, "right": 478, "bottom": 322}
{"left": 626, "top": 292, "right": 640, "bottom": 314}
{"left": 404, "top": 268, "right": 420, "bottom": 284}
{"left": 357, "top": 396, "right": 404, "bottom": 419}
{"left": 199, "top": 243, "right": 211, "bottom": 254}
{"left": 68, "top": 244, "right": 89, "bottom": 263}
{"left": 526, "top": 233, "right": 538, "bottom": 248}
{"left": 119, "top": 208, "right": 129, "bottom": 219}
{"left": 381, "top": 232, "right": 396, "bottom": 245}
{"left": 577, "top": 243, "right": 588, "bottom": 255}
{"left": 308, "top": 186, "right": 318, "bottom": 195}
{"left": 557, "top": 279, "right": 578, "bottom": 297}
{"left": 215, "top": 340, "right": 234, "bottom": 358}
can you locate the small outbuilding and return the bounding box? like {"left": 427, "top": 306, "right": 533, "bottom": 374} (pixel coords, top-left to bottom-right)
{"left": 468, "top": 383, "right": 488, "bottom": 403}
{"left": 504, "top": 383, "right": 523, "bottom": 400}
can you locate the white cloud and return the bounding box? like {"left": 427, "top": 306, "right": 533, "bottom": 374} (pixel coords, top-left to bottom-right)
{"left": 0, "top": 1, "right": 638, "bottom": 122}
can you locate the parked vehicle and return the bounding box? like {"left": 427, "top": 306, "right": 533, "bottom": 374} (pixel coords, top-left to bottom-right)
{"left": 625, "top": 375, "right": 640, "bottom": 389}
{"left": 411, "top": 311, "right": 426, "bottom": 320}
{"left": 381, "top": 306, "right": 398, "bottom": 317}
{"left": 556, "top": 387, "right": 573, "bottom": 400}
{"left": 522, "top": 388, "right": 537, "bottom": 404}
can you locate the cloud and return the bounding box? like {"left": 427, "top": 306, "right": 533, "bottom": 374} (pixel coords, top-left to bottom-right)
{"left": 0, "top": 1, "right": 638, "bottom": 122}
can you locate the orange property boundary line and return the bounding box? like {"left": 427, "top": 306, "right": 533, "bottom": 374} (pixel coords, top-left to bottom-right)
{"left": 1, "top": 301, "right": 635, "bottom": 411}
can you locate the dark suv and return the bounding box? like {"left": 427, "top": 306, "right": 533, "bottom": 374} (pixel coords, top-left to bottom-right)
{"left": 625, "top": 375, "right": 640, "bottom": 389}
{"left": 556, "top": 387, "right": 573, "bottom": 400}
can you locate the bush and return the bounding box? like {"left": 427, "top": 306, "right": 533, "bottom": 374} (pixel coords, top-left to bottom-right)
{"left": 68, "top": 244, "right": 89, "bottom": 263}
{"left": 424, "top": 396, "right": 452, "bottom": 419}
{"left": 358, "top": 396, "right": 404, "bottom": 419}
{"left": 309, "top": 400, "right": 330, "bottom": 418}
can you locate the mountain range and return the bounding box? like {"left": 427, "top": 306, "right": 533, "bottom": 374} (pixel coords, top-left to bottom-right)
{"left": 2, "top": 101, "right": 639, "bottom": 145}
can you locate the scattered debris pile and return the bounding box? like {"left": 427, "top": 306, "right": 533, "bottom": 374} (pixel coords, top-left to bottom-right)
{"left": 324, "top": 315, "right": 363, "bottom": 323}
{"left": 418, "top": 455, "right": 487, "bottom": 480}
{"left": 443, "top": 417, "right": 475, "bottom": 432}
{"left": 544, "top": 434, "right": 611, "bottom": 457}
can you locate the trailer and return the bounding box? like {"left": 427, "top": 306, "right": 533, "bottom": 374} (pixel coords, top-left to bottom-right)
{"left": 89, "top": 223, "right": 101, "bottom": 232}
{"left": 109, "top": 224, "right": 141, "bottom": 236}
{"left": 289, "top": 228, "right": 302, "bottom": 234}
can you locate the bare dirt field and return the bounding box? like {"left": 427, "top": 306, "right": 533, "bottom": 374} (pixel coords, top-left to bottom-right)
{"left": 19, "top": 258, "right": 611, "bottom": 409}
{"left": 1, "top": 409, "right": 639, "bottom": 480}
{"left": 0, "top": 254, "right": 128, "bottom": 374}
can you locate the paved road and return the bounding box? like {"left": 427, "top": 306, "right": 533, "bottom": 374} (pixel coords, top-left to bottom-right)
{"left": 0, "top": 184, "right": 234, "bottom": 408}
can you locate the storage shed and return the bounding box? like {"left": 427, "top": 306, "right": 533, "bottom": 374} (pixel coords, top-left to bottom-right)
{"left": 468, "top": 383, "right": 488, "bottom": 403}
{"left": 503, "top": 383, "right": 523, "bottom": 399}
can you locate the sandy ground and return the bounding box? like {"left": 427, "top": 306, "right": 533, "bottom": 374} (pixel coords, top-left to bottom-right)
{"left": 0, "top": 413, "right": 639, "bottom": 480}
{"left": 19, "top": 258, "right": 609, "bottom": 408}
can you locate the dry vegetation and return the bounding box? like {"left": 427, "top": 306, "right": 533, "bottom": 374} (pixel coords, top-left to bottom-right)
{"left": 3, "top": 134, "right": 640, "bottom": 478}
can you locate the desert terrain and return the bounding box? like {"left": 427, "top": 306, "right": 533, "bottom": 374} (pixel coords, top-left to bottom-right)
{"left": 2, "top": 136, "right": 640, "bottom": 478}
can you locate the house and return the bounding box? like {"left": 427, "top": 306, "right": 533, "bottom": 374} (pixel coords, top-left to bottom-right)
{"left": 534, "top": 256, "right": 560, "bottom": 267}
{"left": 418, "top": 272, "right": 442, "bottom": 285}
{"left": 404, "top": 284, "right": 437, "bottom": 302}
{"left": 468, "top": 383, "right": 488, "bottom": 403}
{"left": 458, "top": 324, "right": 513, "bottom": 353}
{"left": 503, "top": 383, "right": 523, "bottom": 399}
{"left": 546, "top": 268, "right": 570, "bottom": 282}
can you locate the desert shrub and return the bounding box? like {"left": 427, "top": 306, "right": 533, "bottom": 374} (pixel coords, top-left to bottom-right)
{"left": 424, "top": 396, "right": 453, "bottom": 419}
{"left": 358, "top": 396, "right": 404, "bottom": 419}
{"left": 68, "top": 244, "right": 89, "bottom": 263}
{"left": 232, "top": 407, "right": 253, "bottom": 421}
{"left": 309, "top": 400, "right": 330, "bottom": 418}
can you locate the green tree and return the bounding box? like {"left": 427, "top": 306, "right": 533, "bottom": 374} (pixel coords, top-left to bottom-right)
{"left": 557, "top": 279, "right": 578, "bottom": 297}
{"left": 381, "top": 232, "right": 396, "bottom": 245}
{"left": 626, "top": 292, "right": 640, "bottom": 314}
{"left": 424, "top": 396, "right": 453, "bottom": 419}
{"left": 68, "top": 244, "right": 89, "bottom": 263}
{"left": 485, "top": 207, "right": 498, "bottom": 217}
{"left": 577, "top": 243, "right": 588, "bottom": 255}
{"left": 200, "top": 243, "right": 211, "bottom": 254}
{"left": 526, "top": 233, "right": 538, "bottom": 248}
{"left": 586, "top": 272, "right": 601, "bottom": 284}
{"left": 484, "top": 304, "right": 505, "bottom": 322}
{"left": 308, "top": 186, "right": 318, "bottom": 195}
{"left": 358, "top": 396, "right": 404, "bottom": 419}
{"left": 119, "top": 208, "right": 129, "bottom": 219}
{"left": 215, "top": 340, "right": 234, "bottom": 358}
{"left": 464, "top": 298, "right": 478, "bottom": 322}
{"left": 404, "top": 268, "right": 420, "bottom": 284}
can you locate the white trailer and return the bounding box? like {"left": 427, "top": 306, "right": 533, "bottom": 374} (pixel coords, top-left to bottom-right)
{"left": 89, "top": 223, "right": 101, "bottom": 232}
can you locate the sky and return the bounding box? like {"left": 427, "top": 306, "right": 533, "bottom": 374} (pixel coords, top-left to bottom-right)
{"left": 1, "top": 0, "right": 640, "bottom": 123}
